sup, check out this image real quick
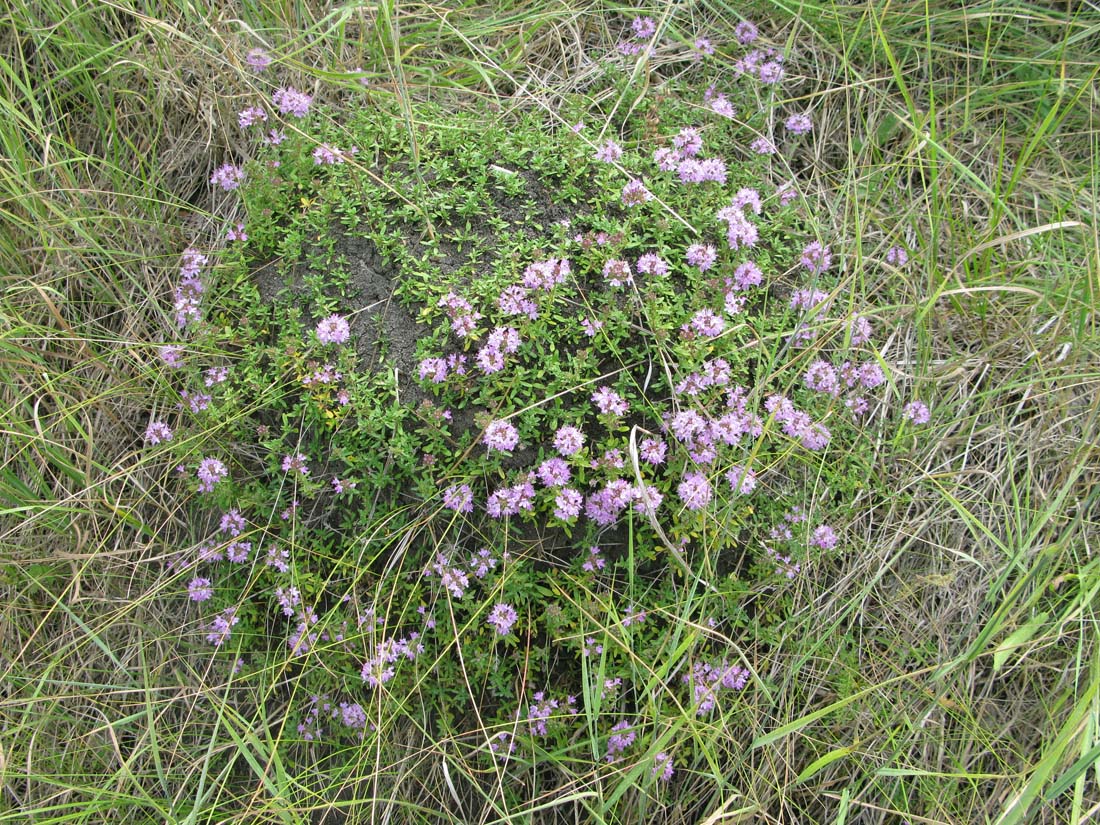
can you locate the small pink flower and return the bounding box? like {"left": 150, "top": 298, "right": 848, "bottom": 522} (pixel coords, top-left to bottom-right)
{"left": 315, "top": 314, "right": 350, "bottom": 345}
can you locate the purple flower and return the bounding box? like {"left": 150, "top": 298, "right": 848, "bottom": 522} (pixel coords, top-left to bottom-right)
{"left": 188, "top": 577, "right": 213, "bottom": 602}
{"left": 315, "top": 314, "right": 350, "bottom": 345}
{"left": 694, "top": 37, "right": 714, "bottom": 57}
{"left": 591, "top": 386, "right": 628, "bottom": 416}
{"left": 265, "top": 545, "right": 290, "bottom": 573}
{"left": 603, "top": 259, "right": 633, "bottom": 288}
{"left": 313, "top": 143, "right": 353, "bottom": 165}
{"left": 639, "top": 437, "right": 667, "bottom": 465}
{"left": 226, "top": 540, "right": 251, "bottom": 563}
{"left": 751, "top": 136, "right": 777, "bottom": 155}
{"left": 487, "top": 603, "right": 518, "bottom": 636}
{"left": 789, "top": 287, "right": 830, "bottom": 312}
{"left": 726, "top": 465, "right": 757, "bottom": 495}
{"left": 594, "top": 140, "right": 623, "bottom": 163}
{"left": 653, "top": 751, "right": 674, "bottom": 782}
{"left": 197, "top": 458, "right": 228, "bottom": 493}
{"left": 486, "top": 480, "right": 535, "bottom": 518}
{"left": 477, "top": 345, "right": 505, "bottom": 374}
{"left": 811, "top": 524, "right": 839, "bottom": 550}
{"left": 245, "top": 47, "right": 272, "bottom": 71}
{"left": 497, "top": 285, "right": 537, "bottom": 319}
{"left": 537, "top": 458, "right": 571, "bottom": 487}
{"left": 144, "top": 420, "right": 173, "bottom": 444}
{"left": 605, "top": 720, "right": 636, "bottom": 762}
{"left": 735, "top": 21, "right": 759, "bottom": 44}
{"left": 621, "top": 178, "right": 653, "bottom": 207}
{"left": 205, "top": 606, "right": 239, "bottom": 646}
{"left": 686, "top": 308, "right": 724, "bottom": 338}
{"left": 582, "top": 544, "right": 606, "bottom": 573}
{"left": 902, "top": 400, "right": 931, "bottom": 424}
{"left": 685, "top": 243, "right": 717, "bottom": 272}
{"left": 849, "top": 315, "right": 873, "bottom": 346}
{"left": 226, "top": 222, "right": 247, "bottom": 241}
{"left": 800, "top": 241, "right": 832, "bottom": 275}
{"left": 443, "top": 483, "right": 474, "bottom": 513}
{"left": 581, "top": 317, "right": 604, "bottom": 337}
{"left": 859, "top": 362, "right": 885, "bottom": 389}
{"left": 678, "top": 472, "right": 712, "bottom": 511}
{"left": 653, "top": 146, "right": 680, "bottom": 171}
{"left": 631, "top": 16, "right": 656, "bottom": 38}
{"left": 804, "top": 360, "right": 840, "bottom": 396}
{"left": 419, "top": 357, "right": 448, "bottom": 383}
{"left": 281, "top": 453, "right": 310, "bottom": 476}
{"left": 483, "top": 419, "right": 519, "bottom": 452}
{"left": 785, "top": 113, "right": 813, "bottom": 134}
{"left": 709, "top": 95, "right": 736, "bottom": 118}
{"left": 673, "top": 127, "right": 703, "bottom": 157}
{"left": 637, "top": 253, "right": 669, "bottom": 276}
{"left": 219, "top": 509, "right": 246, "bottom": 536}
{"left": 553, "top": 425, "right": 585, "bottom": 457}
{"left": 486, "top": 326, "right": 522, "bottom": 354}
{"left": 886, "top": 245, "right": 909, "bottom": 267}
{"left": 553, "top": 488, "right": 583, "bottom": 521}
{"left": 237, "top": 106, "right": 267, "bottom": 128}
{"left": 158, "top": 344, "right": 185, "bottom": 368}
{"left": 272, "top": 87, "right": 312, "bottom": 117}
{"left": 730, "top": 261, "right": 763, "bottom": 291}
{"left": 758, "top": 60, "right": 785, "bottom": 83}
{"left": 210, "top": 163, "right": 244, "bottom": 191}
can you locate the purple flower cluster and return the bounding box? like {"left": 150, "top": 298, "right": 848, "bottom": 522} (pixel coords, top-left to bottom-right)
{"left": 553, "top": 425, "right": 585, "bottom": 456}
{"left": 187, "top": 577, "right": 213, "bottom": 602}
{"left": 734, "top": 47, "right": 785, "bottom": 84}
{"left": 438, "top": 291, "right": 481, "bottom": 339}
{"left": 800, "top": 240, "right": 832, "bottom": 274}
{"left": 902, "top": 399, "right": 931, "bottom": 424}
{"left": 245, "top": 47, "right": 272, "bottom": 71}
{"left": 637, "top": 252, "right": 669, "bottom": 276}
{"left": 442, "top": 483, "right": 474, "bottom": 513}
{"left": 483, "top": 419, "right": 519, "bottom": 452}
{"left": 523, "top": 691, "right": 577, "bottom": 736}
{"left": 477, "top": 326, "right": 522, "bottom": 375}
{"left": 683, "top": 658, "right": 749, "bottom": 715}
{"left": 313, "top": 143, "right": 357, "bottom": 165}
{"left": 522, "top": 258, "right": 570, "bottom": 290}
{"left": 685, "top": 243, "right": 717, "bottom": 272}
{"left": 605, "top": 720, "right": 636, "bottom": 762}
{"left": 360, "top": 632, "right": 424, "bottom": 688}
{"left": 653, "top": 751, "right": 675, "bottom": 782}
{"left": 886, "top": 245, "right": 909, "bottom": 267}
{"left": 272, "top": 87, "right": 312, "bottom": 117}
{"left": 315, "top": 314, "right": 350, "bottom": 345}
{"left": 144, "top": 420, "right": 173, "bottom": 444}
{"left": 487, "top": 478, "right": 535, "bottom": 518}
{"left": 785, "top": 113, "right": 813, "bottom": 134}
{"left": 621, "top": 178, "right": 653, "bottom": 206}
{"left": 238, "top": 106, "right": 267, "bottom": 128}
{"left": 716, "top": 189, "right": 763, "bottom": 250}
{"left": 594, "top": 140, "right": 623, "bottom": 163}
{"left": 487, "top": 602, "right": 518, "bottom": 636}
{"left": 205, "top": 606, "right": 239, "bottom": 646}
{"left": 765, "top": 393, "right": 831, "bottom": 450}
{"left": 174, "top": 248, "right": 207, "bottom": 327}
{"left": 602, "top": 259, "right": 633, "bottom": 288}
{"left": 592, "top": 386, "right": 628, "bottom": 416}
{"left": 210, "top": 164, "right": 244, "bottom": 191}
{"left": 196, "top": 457, "right": 228, "bottom": 493}
{"left": 654, "top": 126, "right": 727, "bottom": 184}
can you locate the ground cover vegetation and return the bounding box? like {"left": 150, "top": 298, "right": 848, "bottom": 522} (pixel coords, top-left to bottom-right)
{"left": 1, "top": 2, "right": 1098, "bottom": 823}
